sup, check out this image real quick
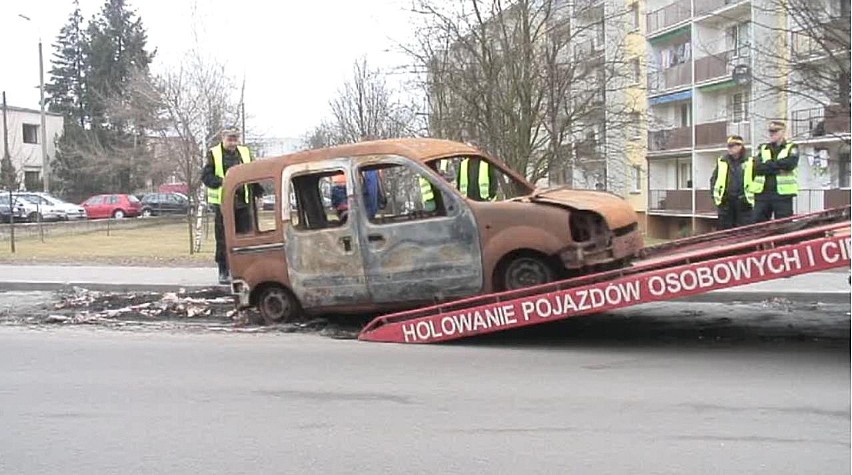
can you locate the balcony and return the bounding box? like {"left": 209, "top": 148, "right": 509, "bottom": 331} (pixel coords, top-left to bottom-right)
{"left": 694, "top": 50, "right": 740, "bottom": 83}
{"left": 574, "top": 37, "right": 605, "bottom": 60}
{"left": 695, "top": 121, "right": 751, "bottom": 148}
{"left": 647, "top": 0, "right": 691, "bottom": 35}
{"left": 649, "top": 189, "right": 716, "bottom": 214}
{"left": 648, "top": 62, "right": 692, "bottom": 94}
{"left": 694, "top": 0, "right": 747, "bottom": 16}
{"left": 648, "top": 126, "right": 692, "bottom": 152}
{"left": 791, "top": 18, "right": 851, "bottom": 60}
{"left": 791, "top": 104, "right": 851, "bottom": 139}
{"left": 795, "top": 189, "right": 852, "bottom": 214}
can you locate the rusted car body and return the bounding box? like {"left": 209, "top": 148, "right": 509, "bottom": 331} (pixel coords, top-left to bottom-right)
{"left": 221, "top": 138, "right": 643, "bottom": 323}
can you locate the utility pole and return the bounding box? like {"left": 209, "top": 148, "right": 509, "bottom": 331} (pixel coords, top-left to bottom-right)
{"left": 3, "top": 92, "right": 16, "bottom": 253}
{"left": 38, "top": 39, "right": 48, "bottom": 193}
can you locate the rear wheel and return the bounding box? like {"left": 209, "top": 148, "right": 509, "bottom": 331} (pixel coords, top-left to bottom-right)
{"left": 113, "top": 209, "right": 125, "bottom": 219}
{"left": 141, "top": 208, "right": 153, "bottom": 217}
{"left": 256, "top": 285, "right": 300, "bottom": 325}
{"left": 498, "top": 255, "right": 557, "bottom": 291}
{"left": 27, "top": 212, "right": 42, "bottom": 222}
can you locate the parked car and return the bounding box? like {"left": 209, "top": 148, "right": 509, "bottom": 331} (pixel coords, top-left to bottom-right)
{"left": 222, "top": 138, "right": 644, "bottom": 324}
{"left": 0, "top": 194, "right": 27, "bottom": 223}
{"left": 34, "top": 193, "right": 87, "bottom": 220}
{"left": 15, "top": 192, "right": 85, "bottom": 221}
{"left": 140, "top": 192, "right": 191, "bottom": 217}
{"left": 81, "top": 194, "right": 143, "bottom": 219}
{"left": 11, "top": 193, "right": 66, "bottom": 222}
{"left": 261, "top": 195, "right": 275, "bottom": 211}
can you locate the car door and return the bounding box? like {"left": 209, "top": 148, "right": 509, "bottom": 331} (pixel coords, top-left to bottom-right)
{"left": 281, "top": 158, "right": 371, "bottom": 309}
{"left": 354, "top": 155, "right": 484, "bottom": 304}
{"left": 83, "top": 195, "right": 103, "bottom": 218}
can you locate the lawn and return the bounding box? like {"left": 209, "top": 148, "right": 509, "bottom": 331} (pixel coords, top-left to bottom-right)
{"left": 0, "top": 220, "right": 218, "bottom": 266}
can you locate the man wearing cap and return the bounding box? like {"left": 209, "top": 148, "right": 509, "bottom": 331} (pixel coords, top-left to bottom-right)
{"left": 750, "top": 121, "right": 799, "bottom": 223}
{"left": 710, "top": 135, "right": 753, "bottom": 229}
{"left": 201, "top": 128, "right": 262, "bottom": 284}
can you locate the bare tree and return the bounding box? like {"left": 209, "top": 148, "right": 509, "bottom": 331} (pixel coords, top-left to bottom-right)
{"left": 712, "top": 0, "right": 852, "bottom": 140}
{"left": 304, "top": 57, "right": 419, "bottom": 148}
{"left": 404, "top": 0, "right": 639, "bottom": 192}
{"left": 154, "top": 51, "right": 241, "bottom": 201}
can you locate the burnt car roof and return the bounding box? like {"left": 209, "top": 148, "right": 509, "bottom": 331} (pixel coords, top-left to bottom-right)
{"left": 224, "top": 138, "right": 531, "bottom": 185}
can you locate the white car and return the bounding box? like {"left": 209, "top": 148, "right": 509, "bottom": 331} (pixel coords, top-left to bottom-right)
{"left": 21, "top": 192, "right": 87, "bottom": 220}
{"left": 13, "top": 193, "right": 72, "bottom": 222}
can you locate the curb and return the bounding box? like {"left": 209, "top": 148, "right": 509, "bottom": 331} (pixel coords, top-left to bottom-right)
{"left": 0, "top": 281, "right": 223, "bottom": 294}
{"left": 0, "top": 281, "right": 848, "bottom": 304}
{"left": 676, "top": 291, "right": 850, "bottom": 305}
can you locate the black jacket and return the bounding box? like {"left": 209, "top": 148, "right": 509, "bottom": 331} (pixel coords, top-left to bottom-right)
{"left": 201, "top": 143, "right": 264, "bottom": 206}
{"left": 752, "top": 141, "right": 799, "bottom": 196}
{"left": 710, "top": 152, "right": 748, "bottom": 205}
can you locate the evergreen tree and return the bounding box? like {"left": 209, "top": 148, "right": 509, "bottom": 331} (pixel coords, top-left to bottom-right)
{"left": 45, "top": 0, "right": 87, "bottom": 128}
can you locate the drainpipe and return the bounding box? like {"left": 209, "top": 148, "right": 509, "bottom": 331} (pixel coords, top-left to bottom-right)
{"left": 689, "top": 0, "right": 697, "bottom": 235}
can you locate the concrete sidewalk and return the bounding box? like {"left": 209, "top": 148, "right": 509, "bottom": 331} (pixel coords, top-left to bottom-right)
{"left": 0, "top": 264, "right": 848, "bottom": 303}
{"left": 0, "top": 265, "right": 219, "bottom": 293}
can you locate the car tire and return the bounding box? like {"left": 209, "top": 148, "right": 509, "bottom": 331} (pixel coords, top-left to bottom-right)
{"left": 27, "top": 212, "right": 42, "bottom": 223}
{"left": 256, "top": 285, "right": 301, "bottom": 325}
{"left": 498, "top": 255, "right": 557, "bottom": 291}
{"left": 113, "top": 209, "right": 125, "bottom": 219}
{"left": 142, "top": 208, "right": 152, "bottom": 217}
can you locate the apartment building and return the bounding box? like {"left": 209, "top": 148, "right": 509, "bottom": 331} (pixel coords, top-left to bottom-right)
{"left": 643, "top": 0, "right": 850, "bottom": 238}
{"left": 550, "top": 0, "right": 649, "bottom": 226}
{"left": 0, "top": 105, "right": 63, "bottom": 191}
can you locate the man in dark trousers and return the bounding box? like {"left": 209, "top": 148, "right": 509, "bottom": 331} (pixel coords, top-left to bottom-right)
{"left": 710, "top": 135, "right": 753, "bottom": 229}
{"left": 201, "top": 128, "right": 261, "bottom": 284}
{"left": 751, "top": 120, "right": 799, "bottom": 223}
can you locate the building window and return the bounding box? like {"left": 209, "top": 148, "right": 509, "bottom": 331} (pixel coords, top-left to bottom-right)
{"left": 839, "top": 152, "right": 850, "bottom": 188}
{"left": 631, "top": 58, "right": 641, "bottom": 84}
{"left": 632, "top": 165, "right": 642, "bottom": 193}
{"left": 22, "top": 124, "right": 39, "bottom": 144}
{"left": 630, "top": 3, "right": 640, "bottom": 30}
{"left": 727, "top": 22, "right": 751, "bottom": 58}
{"left": 24, "top": 171, "right": 41, "bottom": 191}
{"left": 730, "top": 92, "right": 750, "bottom": 123}
{"left": 679, "top": 103, "right": 691, "bottom": 127}
{"left": 678, "top": 162, "right": 692, "bottom": 189}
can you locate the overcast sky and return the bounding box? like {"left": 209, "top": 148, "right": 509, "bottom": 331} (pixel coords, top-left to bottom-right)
{"left": 0, "top": 0, "right": 418, "bottom": 139}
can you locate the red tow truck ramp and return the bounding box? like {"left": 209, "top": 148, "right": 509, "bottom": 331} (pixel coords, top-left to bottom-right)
{"left": 358, "top": 207, "right": 851, "bottom": 344}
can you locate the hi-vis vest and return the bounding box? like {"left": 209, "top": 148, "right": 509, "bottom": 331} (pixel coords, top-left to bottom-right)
{"left": 419, "top": 160, "right": 450, "bottom": 206}
{"left": 713, "top": 156, "right": 754, "bottom": 206}
{"left": 207, "top": 144, "right": 251, "bottom": 205}
{"left": 749, "top": 143, "right": 798, "bottom": 196}
{"left": 459, "top": 158, "right": 493, "bottom": 201}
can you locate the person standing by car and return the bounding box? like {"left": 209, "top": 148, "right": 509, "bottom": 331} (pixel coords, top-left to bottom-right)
{"left": 750, "top": 121, "right": 799, "bottom": 223}
{"left": 201, "top": 128, "right": 262, "bottom": 284}
{"left": 710, "top": 135, "right": 753, "bottom": 230}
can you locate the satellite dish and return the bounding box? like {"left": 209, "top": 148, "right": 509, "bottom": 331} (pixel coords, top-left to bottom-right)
{"left": 732, "top": 65, "right": 750, "bottom": 85}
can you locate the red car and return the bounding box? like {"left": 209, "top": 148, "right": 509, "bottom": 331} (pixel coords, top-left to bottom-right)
{"left": 81, "top": 194, "right": 143, "bottom": 219}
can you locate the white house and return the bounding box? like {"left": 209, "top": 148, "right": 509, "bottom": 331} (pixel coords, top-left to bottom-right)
{"left": 1, "top": 105, "right": 64, "bottom": 191}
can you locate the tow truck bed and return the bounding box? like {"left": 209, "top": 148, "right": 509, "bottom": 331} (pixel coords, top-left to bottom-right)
{"left": 358, "top": 207, "right": 851, "bottom": 344}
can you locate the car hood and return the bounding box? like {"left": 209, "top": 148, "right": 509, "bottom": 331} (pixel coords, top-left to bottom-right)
{"left": 525, "top": 187, "right": 638, "bottom": 230}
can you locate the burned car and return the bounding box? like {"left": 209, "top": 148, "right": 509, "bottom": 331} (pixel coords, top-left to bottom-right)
{"left": 221, "top": 138, "right": 643, "bottom": 323}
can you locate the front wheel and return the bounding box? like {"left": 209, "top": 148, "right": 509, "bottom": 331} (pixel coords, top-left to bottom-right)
{"left": 141, "top": 208, "right": 152, "bottom": 217}
{"left": 256, "top": 285, "right": 300, "bottom": 325}
{"left": 499, "top": 256, "right": 557, "bottom": 291}
{"left": 27, "top": 212, "right": 42, "bottom": 222}
{"left": 113, "top": 209, "right": 125, "bottom": 219}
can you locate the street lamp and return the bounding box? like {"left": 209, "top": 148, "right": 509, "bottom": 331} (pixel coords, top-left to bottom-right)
{"left": 18, "top": 14, "right": 49, "bottom": 193}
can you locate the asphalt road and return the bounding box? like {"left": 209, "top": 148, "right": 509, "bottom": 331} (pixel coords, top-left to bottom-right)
{"left": 0, "top": 321, "right": 849, "bottom": 474}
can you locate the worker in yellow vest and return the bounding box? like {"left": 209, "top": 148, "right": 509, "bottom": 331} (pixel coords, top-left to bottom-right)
{"left": 750, "top": 121, "right": 799, "bottom": 223}
{"left": 419, "top": 159, "right": 451, "bottom": 212}
{"left": 710, "top": 135, "right": 754, "bottom": 229}
{"left": 457, "top": 157, "right": 497, "bottom": 201}
{"left": 201, "top": 128, "right": 262, "bottom": 284}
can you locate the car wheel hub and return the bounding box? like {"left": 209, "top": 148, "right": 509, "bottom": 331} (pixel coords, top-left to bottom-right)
{"left": 506, "top": 259, "right": 551, "bottom": 289}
